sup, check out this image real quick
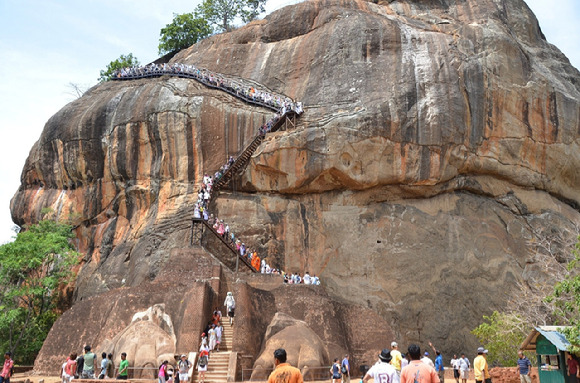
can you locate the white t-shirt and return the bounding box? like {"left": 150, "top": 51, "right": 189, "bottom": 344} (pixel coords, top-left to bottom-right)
{"left": 366, "top": 361, "right": 400, "bottom": 383}
{"left": 421, "top": 357, "right": 435, "bottom": 368}
{"left": 451, "top": 359, "right": 459, "bottom": 370}
{"left": 459, "top": 358, "right": 469, "bottom": 371}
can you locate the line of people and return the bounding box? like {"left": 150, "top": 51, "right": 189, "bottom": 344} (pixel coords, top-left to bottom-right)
{"left": 112, "top": 62, "right": 304, "bottom": 116}
{"left": 60, "top": 346, "right": 129, "bottom": 382}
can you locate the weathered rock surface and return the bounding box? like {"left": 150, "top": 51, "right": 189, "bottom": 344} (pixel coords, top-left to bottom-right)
{"left": 11, "top": 0, "right": 580, "bottom": 365}
{"left": 33, "top": 248, "right": 220, "bottom": 375}
{"left": 251, "top": 313, "right": 329, "bottom": 380}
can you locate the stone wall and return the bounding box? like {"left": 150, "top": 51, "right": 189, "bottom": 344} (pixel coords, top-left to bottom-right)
{"left": 34, "top": 247, "right": 219, "bottom": 375}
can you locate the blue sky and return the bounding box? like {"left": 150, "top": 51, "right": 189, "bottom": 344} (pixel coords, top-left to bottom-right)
{"left": 0, "top": 0, "right": 578, "bottom": 244}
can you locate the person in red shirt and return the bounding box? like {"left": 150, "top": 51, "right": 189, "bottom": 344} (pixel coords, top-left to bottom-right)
{"left": 568, "top": 354, "right": 579, "bottom": 383}
{"left": 0, "top": 352, "right": 14, "bottom": 383}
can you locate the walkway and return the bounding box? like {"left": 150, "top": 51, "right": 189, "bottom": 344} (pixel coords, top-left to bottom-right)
{"left": 192, "top": 323, "right": 234, "bottom": 383}
{"left": 116, "top": 62, "right": 303, "bottom": 275}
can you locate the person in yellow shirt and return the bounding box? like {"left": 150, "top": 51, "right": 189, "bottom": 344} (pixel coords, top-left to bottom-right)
{"left": 390, "top": 342, "right": 403, "bottom": 375}
{"left": 473, "top": 348, "right": 490, "bottom": 383}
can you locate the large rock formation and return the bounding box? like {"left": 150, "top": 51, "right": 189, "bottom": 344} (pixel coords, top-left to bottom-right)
{"left": 11, "top": 0, "right": 580, "bottom": 366}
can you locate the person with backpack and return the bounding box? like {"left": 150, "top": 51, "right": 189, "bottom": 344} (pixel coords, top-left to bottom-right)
{"left": 330, "top": 358, "right": 342, "bottom": 383}
{"left": 197, "top": 346, "right": 209, "bottom": 383}
{"left": 224, "top": 292, "right": 236, "bottom": 326}
{"left": 106, "top": 353, "right": 115, "bottom": 378}
{"left": 178, "top": 354, "right": 192, "bottom": 383}
{"left": 341, "top": 355, "right": 350, "bottom": 383}
{"left": 0, "top": 352, "right": 14, "bottom": 383}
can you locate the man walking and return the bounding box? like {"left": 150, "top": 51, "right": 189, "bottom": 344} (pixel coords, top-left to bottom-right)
{"left": 517, "top": 351, "right": 532, "bottom": 383}
{"left": 117, "top": 352, "right": 129, "bottom": 380}
{"left": 363, "top": 349, "right": 399, "bottom": 383}
{"left": 341, "top": 355, "right": 350, "bottom": 383}
{"left": 450, "top": 355, "right": 460, "bottom": 383}
{"left": 474, "top": 347, "right": 490, "bottom": 383}
{"left": 401, "top": 344, "right": 439, "bottom": 383}
{"left": 267, "top": 349, "right": 304, "bottom": 383}
{"left": 459, "top": 354, "right": 470, "bottom": 383}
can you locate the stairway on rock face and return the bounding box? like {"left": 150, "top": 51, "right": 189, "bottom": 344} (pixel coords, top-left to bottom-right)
{"left": 192, "top": 323, "right": 234, "bottom": 383}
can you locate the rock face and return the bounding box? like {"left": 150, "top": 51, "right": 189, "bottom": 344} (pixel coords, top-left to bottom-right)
{"left": 251, "top": 313, "right": 329, "bottom": 380}
{"left": 11, "top": 0, "right": 580, "bottom": 364}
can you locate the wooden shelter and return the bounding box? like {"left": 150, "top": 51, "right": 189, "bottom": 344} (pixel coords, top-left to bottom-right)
{"left": 521, "top": 326, "right": 578, "bottom": 383}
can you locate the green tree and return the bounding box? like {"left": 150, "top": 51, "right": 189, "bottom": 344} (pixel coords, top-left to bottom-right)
{"left": 471, "top": 311, "right": 531, "bottom": 366}
{"left": 158, "top": 13, "right": 212, "bottom": 55}
{"left": 0, "top": 217, "right": 79, "bottom": 363}
{"left": 547, "top": 236, "right": 580, "bottom": 352}
{"left": 98, "top": 53, "right": 140, "bottom": 83}
{"left": 195, "top": 0, "right": 266, "bottom": 32}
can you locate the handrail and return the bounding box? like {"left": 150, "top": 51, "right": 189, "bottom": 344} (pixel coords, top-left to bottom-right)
{"left": 212, "top": 134, "right": 265, "bottom": 192}
{"left": 111, "top": 63, "right": 304, "bottom": 115}
{"left": 195, "top": 218, "right": 257, "bottom": 272}
{"left": 114, "top": 63, "right": 305, "bottom": 275}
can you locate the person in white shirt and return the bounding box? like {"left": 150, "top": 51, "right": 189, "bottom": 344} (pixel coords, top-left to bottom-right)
{"left": 363, "top": 349, "right": 400, "bottom": 383}
{"left": 451, "top": 355, "right": 460, "bottom": 383}
{"left": 459, "top": 354, "right": 470, "bottom": 383}
{"left": 421, "top": 352, "right": 435, "bottom": 368}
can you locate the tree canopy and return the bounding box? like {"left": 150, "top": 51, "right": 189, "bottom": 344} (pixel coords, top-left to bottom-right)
{"left": 157, "top": 0, "right": 266, "bottom": 55}
{"left": 98, "top": 53, "right": 140, "bottom": 82}
{"left": 472, "top": 233, "right": 580, "bottom": 365}
{"left": 195, "top": 0, "right": 266, "bottom": 32}
{"left": 0, "top": 216, "right": 79, "bottom": 363}
{"left": 547, "top": 237, "right": 580, "bottom": 353}
{"left": 158, "top": 13, "right": 213, "bottom": 55}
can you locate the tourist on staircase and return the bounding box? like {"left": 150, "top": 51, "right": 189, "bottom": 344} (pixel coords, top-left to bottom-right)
{"left": 215, "top": 322, "right": 223, "bottom": 351}
{"left": 178, "top": 354, "right": 191, "bottom": 383}
{"left": 224, "top": 292, "right": 236, "bottom": 325}
{"left": 208, "top": 324, "right": 217, "bottom": 351}
{"left": 197, "top": 346, "right": 209, "bottom": 383}
{"left": 200, "top": 333, "right": 208, "bottom": 349}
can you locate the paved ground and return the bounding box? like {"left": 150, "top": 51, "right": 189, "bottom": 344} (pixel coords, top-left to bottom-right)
{"left": 12, "top": 372, "right": 479, "bottom": 383}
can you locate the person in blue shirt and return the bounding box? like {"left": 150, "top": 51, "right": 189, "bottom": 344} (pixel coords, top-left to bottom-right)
{"left": 341, "top": 355, "right": 350, "bottom": 383}
{"left": 429, "top": 342, "right": 444, "bottom": 383}
{"left": 517, "top": 351, "right": 532, "bottom": 383}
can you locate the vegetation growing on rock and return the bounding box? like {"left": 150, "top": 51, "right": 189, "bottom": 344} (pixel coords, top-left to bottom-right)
{"left": 0, "top": 212, "right": 79, "bottom": 363}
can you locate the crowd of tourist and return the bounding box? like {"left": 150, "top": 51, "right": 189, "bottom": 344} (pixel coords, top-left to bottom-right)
{"left": 112, "top": 62, "right": 304, "bottom": 116}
